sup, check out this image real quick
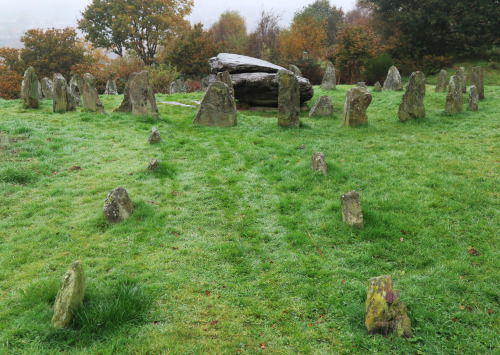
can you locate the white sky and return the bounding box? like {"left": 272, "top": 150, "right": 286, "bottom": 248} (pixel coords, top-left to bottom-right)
{"left": 1, "top": 0, "right": 355, "bottom": 47}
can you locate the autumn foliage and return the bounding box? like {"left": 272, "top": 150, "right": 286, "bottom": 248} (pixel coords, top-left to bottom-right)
{"left": 0, "top": 65, "right": 22, "bottom": 100}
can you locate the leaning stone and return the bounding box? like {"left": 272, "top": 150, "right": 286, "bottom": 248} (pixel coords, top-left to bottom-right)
{"left": 69, "top": 74, "right": 83, "bottom": 107}
{"left": 193, "top": 81, "right": 237, "bottom": 127}
{"left": 21, "top": 67, "right": 39, "bottom": 109}
{"left": 383, "top": 66, "right": 403, "bottom": 91}
{"left": 470, "top": 66, "right": 484, "bottom": 100}
{"left": 365, "top": 275, "right": 412, "bottom": 338}
{"left": 311, "top": 152, "right": 327, "bottom": 175}
{"left": 321, "top": 61, "right": 336, "bottom": 90}
{"left": 289, "top": 64, "right": 302, "bottom": 77}
{"left": 130, "top": 71, "right": 159, "bottom": 117}
{"left": 103, "top": 187, "right": 134, "bottom": 223}
{"left": 104, "top": 79, "right": 118, "bottom": 95}
{"left": 277, "top": 69, "right": 300, "bottom": 127}
{"left": 309, "top": 96, "right": 334, "bottom": 117}
{"left": 114, "top": 73, "right": 137, "bottom": 113}
{"left": 170, "top": 79, "right": 187, "bottom": 94}
{"left": 445, "top": 75, "right": 463, "bottom": 113}
{"left": 469, "top": 85, "right": 478, "bottom": 112}
{"left": 398, "top": 71, "right": 426, "bottom": 122}
{"left": 147, "top": 158, "right": 159, "bottom": 171}
{"left": 455, "top": 67, "right": 466, "bottom": 93}
{"left": 216, "top": 71, "right": 234, "bottom": 98}
{"left": 373, "top": 81, "right": 382, "bottom": 92}
{"left": 41, "top": 77, "right": 54, "bottom": 99}
{"left": 52, "top": 260, "right": 86, "bottom": 329}
{"left": 435, "top": 70, "right": 447, "bottom": 92}
{"left": 148, "top": 127, "right": 161, "bottom": 143}
{"left": 342, "top": 87, "right": 372, "bottom": 127}
{"left": 53, "top": 73, "right": 76, "bottom": 113}
{"left": 357, "top": 82, "right": 366, "bottom": 88}
{"left": 341, "top": 191, "right": 364, "bottom": 228}
{"left": 82, "top": 73, "right": 105, "bottom": 113}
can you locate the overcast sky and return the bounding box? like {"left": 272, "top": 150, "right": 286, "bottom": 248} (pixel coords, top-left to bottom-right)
{"left": 0, "top": 0, "right": 355, "bottom": 47}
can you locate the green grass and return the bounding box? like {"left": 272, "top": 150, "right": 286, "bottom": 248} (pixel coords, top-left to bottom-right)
{"left": 0, "top": 84, "right": 498, "bottom": 354}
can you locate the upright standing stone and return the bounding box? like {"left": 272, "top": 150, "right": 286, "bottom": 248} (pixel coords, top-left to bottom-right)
{"left": 147, "top": 158, "right": 159, "bottom": 171}
{"left": 82, "top": 73, "right": 105, "bottom": 113}
{"left": 321, "top": 61, "right": 336, "bottom": 90}
{"left": 41, "top": 77, "right": 54, "bottom": 99}
{"left": 69, "top": 74, "right": 84, "bottom": 107}
{"left": 309, "top": 96, "right": 334, "bottom": 117}
{"left": 52, "top": 261, "right": 86, "bottom": 329}
{"left": 365, "top": 275, "right": 412, "bottom": 338}
{"left": 341, "top": 191, "right": 364, "bottom": 228}
{"left": 357, "top": 82, "right": 367, "bottom": 88}
{"left": 38, "top": 81, "right": 43, "bottom": 100}
{"left": 104, "top": 79, "right": 118, "bottom": 95}
{"left": 193, "top": 81, "right": 237, "bottom": 127}
{"left": 289, "top": 64, "right": 302, "bottom": 77}
{"left": 373, "top": 81, "right": 382, "bottom": 92}
{"left": 342, "top": 87, "right": 372, "bottom": 127}
{"left": 470, "top": 66, "right": 484, "bottom": 100}
{"left": 445, "top": 75, "right": 463, "bottom": 113}
{"left": 53, "top": 73, "right": 76, "bottom": 113}
{"left": 216, "top": 71, "right": 234, "bottom": 98}
{"left": 130, "top": 71, "right": 159, "bottom": 117}
{"left": 455, "top": 67, "right": 466, "bottom": 93}
{"left": 311, "top": 152, "right": 327, "bottom": 175}
{"left": 170, "top": 79, "right": 187, "bottom": 94}
{"left": 469, "top": 85, "right": 478, "bottom": 111}
{"left": 398, "top": 71, "right": 426, "bottom": 122}
{"left": 148, "top": 127, "right": 161, "bottom": 143}
{"left": 383, "top": 66, "right": 403, "bottom": 91}
{"left": 21, "top": 67, "right": 39, "bottom": 109}
{"left": 435, "top": 70, "right": 447, "bottom": 92}
{"left": 277, "top": 69, "right": 300, "bottom": 127}
{"left": 103, "top": 187, "right": 134, "bottom": 223}
{"left": 114, "top": 73, "right": 137, "bottom": 113}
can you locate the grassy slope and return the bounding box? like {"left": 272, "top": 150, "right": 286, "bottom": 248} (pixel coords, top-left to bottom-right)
{"left": 0, "top": 82, "right": 498, "bottom": 354}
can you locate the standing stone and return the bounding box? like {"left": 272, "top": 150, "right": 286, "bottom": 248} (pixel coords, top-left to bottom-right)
{"left": 445, "top": 75, "right": 464, "bottom": 114}
{"left": 202, "top": 75, "right": 216, "bottom": 90}
{"left": 398, "top": 71, "right": 426, "bottom": 122}
{"left": 41, "top": 77, "right": 54, "bottom": 99}
{"left": 455, "top": 67, "right": 466, "bottom": 93}
{"left": 52, "top": 261, "right": 86, "bottom": 329}
{"left": 69, "top": 74, "right": 83, "bottom": 107}
{"left": 383, "top": 66, "right": 403, "bottom": 91}
{"left": 193, "top": 81, "right": 237, "bottom": 127}
{"left": 21, "top": 67, "right": 39, "bottom": 109}
{"left": 104, "top": 79, "right": 118, "bottom": 95}
{"left": 309, "top": 96, "right": 334, "bottom": 117}
{"left": 469, "top": 85, "right": 478, "bottom": 112}
{"left": 170, "top": 79, "right": 187, "bottom": 94}
{"left": 342, "top": 87, "right": 372, "bottom": 127}
{"left": 38, "top": 81, "right": 43, "bottom": 100}
{"left": 216, "top": 71, "right": 234, "bottom": 98}
{"left": 129, "top": 71, "right": 159, "bottom": 117}
{"left": 341, "top": 191, "right": 364, "bottom": 228}
{"left": 148, "top": 127, "right": 161, "bottom": 143}
{"left": 357, "top": 82, "right": 366, "bottom": 88}
{"left": 365, "top": 275, "right": 412, "bottom": 338}
{"left": 311, "top": 152, "right": 327, "bottom": 175}
{"left": 289, "top": 64, "right": 302, "bottom": 77}
{"left": 53, "top": 73, "right": 76, "bottom": 113}
{"left": 114, "top": 73, "right": 137, "bottom": 113}
{"left": 435, "top": 70, "right": 447, "bottom": 92}
{"left": 373, "top": 81, "right": 382, "bottom": 92}
{"left": 103, "top": 187, "right": 134, "bottom": 223}
{"left": 277, "top": 69, "right": 300, "bottom": 127}
{"left": 82, "top": 73, "right": 105, "bottom": 113}
{"left": 147, "top": 158, "right": 159, "bottom": 171}
{"left": 470, "top": 66, "right": 484, "bottom": 100}
{"left": 321, "top": 61, "right": 336, "bottom": 90}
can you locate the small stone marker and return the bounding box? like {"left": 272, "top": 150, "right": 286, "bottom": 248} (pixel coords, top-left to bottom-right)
{"left": 365, "top": 275, "right": 412, "bottom": 338}
{"left": 52, "top": 260, "right": 86, "bottom": 329}
{"left": 470, "top": 66, "right": 484, "bottom": 100}
{"left": 342, "top": 86, "right": 372, "bottom": 127}
{"left": 445, "top": 75, "right": 463, "bottom": 113}
{"left": 398, "top": 71, "right": 426, "bottom": 122}
{"left": 69, "top": 74, "right": 83, "bottom": 107}
{"left": 277, "top": 69, "right": 300, "bottom": 127}
{"left": 435, "top": 69, "right": 447, "bottom": 92}
{"left": 341, "top": 191, "right": 364, "bottom": 228}
{"left": 216, "top": 71, "right": 235, "bottom": 99}
{"left": 104, "top": 79, "right": 118, "bottom": 95}
{"left": 193, "top": 81, "right": 237, "bottom": 127}
{"left": 357, "top": 82, "right": 366, "bottom": 88}
{"left": 148, "top": 127, "right": 161, "bottom": 143}
{"left": 114, "top": 73, "right": 137, "bottom": 113}
{"left": 383, "top": 66, "right": 403, "bottom": 91}
{"left": 321, "top": 61, "right": 336, "bottom": 90}
{"left": 82, "top": 73, "right": 105, "bottom": 113}
{"left": 103, "top": 187, "right": 134, "bottom": 223}
{"left": 469, "top": 85, "right": 478, "bottom": 112}
{"left": 21, "top": 67, "right": 39, "bottom": 109}
{"left": 41, "top": 77, "right": 54, "bottom": 99}
{"left": 373, "top": 81, "right": 382, "bottom": 92}
{"left": 289, "top": 64, "right": 302, "bottom": 77}
{"left": 311, "top": 152, "right": 327, "bottom": 175}
{"left": 309, "top": 96, "right": 334, "bottom": 117}
{"left": 147, "top": 158, "right": 159, "bottom": 171}
{"left": 53, "top": 73, "right": 76, "bottom": 113}
{"left": 455, "top": 67, "right": 466, "bottom": 93}
{"left": 130, "top": 71, "right": 159, "bottom": 117}
{"left": 170, "top": 79, "right": 187, "bottom": 94}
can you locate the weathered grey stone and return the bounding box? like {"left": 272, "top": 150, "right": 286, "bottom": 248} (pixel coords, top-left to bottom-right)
{"left": 69, "top": 74, "right": 83, "bottom": 107}
{"left": 82, "top": 73, "right": 105, "bottom": 113}
{"left": 129, "top": 71, "right": 158, "bottom": 117}
{"left": 277, "top": 69, "right": 300, "bottom": 127}
{"left": 383, "top": 66, "right": 403, "bottom": 91}
{"left": 311, "top": 152, "right": 327, "bottom": 175}
{"left": 216, "top": 71, "right": 234, "bottom": 98}
{"left": 321, "top": 61, "right": 336, "bottom": 90}
{"left": 341, "top": 191, "right": 364, "bottom": 228}
{"left": 147, "top": 158, "right": 159, "bottom": 171}
{"left": 52, "top": 260, "right": 85, "bottom": 329}
{"left": 289, "top": 64, "right": 302, "bottom": 77}
{"left": 209, "top": 53, "right": 283, "bottom": 74}
{"left": 398, "top": 71, "right": 426, "bottom": 122}
{"left": 104, "top": 79, "right": 118, "bottom": 95}
{"left": 309, "top": 96, "right": 334, "bottom": 117}
{"left": 469, "top": 85, "right": 478, "bottom": 112}
{"left": 41, "top": 77, "right": 54, "bottom": 99}
{"left": 357, "top": 82, "right": 366, "bottom": 88}
{"left": 455, "top": 67, "right": 466, "bottom": 93}
{"left": 53, "top": 73, "right": 76, "bottom": 113}
{"left": 21, "top": 67, "right": 39, "bottom": 109}
{"left": 202, "top": 75, "right": 216, "bottom": 90}
{"left": 170, "top": 79, "right": 187, "bottom": 94}
{"left": 470, "top": 66, "right": 484, "bottom": 100}
{"left": 193, "top": 81, "right": 237, "bottom": 127}
{"left": 38, "top": 81, "right": 43, "bottom": 100}
{"left": 365, "top": 275, "right": 412, "bottom": 338}
{"left": 445, "top": 75, "right": 464, "bottom": 113}
{"left": 373, "top": 81, "right": 382, "bottom": 92}
{"left": 114, "top": 73, "right": 137, "bottom": 113}
{"left": 342, "top": 87, "right": 372, "bottom": 127}
{"left": 435, "top": 70, "right": 447, "bottom": 92}
{"left": 103, "top": 187, "right": 134, "bottom": 223}
{"left": 148, "top": 127, "right": 161, "bottom": 143}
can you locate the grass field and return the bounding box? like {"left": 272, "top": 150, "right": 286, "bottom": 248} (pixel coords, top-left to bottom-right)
{"left": 0, "top": 80, "right": 498, "bottom": 353}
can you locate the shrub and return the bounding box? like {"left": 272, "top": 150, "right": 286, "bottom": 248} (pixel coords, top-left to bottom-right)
{"left": 0, "top": 65, "right": 22, "bottom": 100}
{"left": 362, "top": 53, "right": 393, "bottom": 85}
{"left": 147, "top": 64, "right": 179, "bottom": 94}
{"left": 292, "top": 57, "right": 323, "bottom": 85}
{"left": 421, "top": 55, "right": 453, "bottom": 76}
{"left": 185, "top": 79, "right": 202, "bottom": 93}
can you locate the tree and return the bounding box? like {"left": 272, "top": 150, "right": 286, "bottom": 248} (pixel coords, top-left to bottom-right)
{"left": 279, "top": 15, "right": 327, "bottom": 60}
{"left": 210, "top": 11, "right": 248, "bottom": 54}
{"left": 0, "top": 47, "right": 24, "bottom": 75}
{"left": 79, "top": 0, "right": 193, "bottom": 65}
{"left": 294, "top": 0, "right": 344, "bottom": 46}
{"left": 247, "top": 11, "right": 281, "bottom": 62}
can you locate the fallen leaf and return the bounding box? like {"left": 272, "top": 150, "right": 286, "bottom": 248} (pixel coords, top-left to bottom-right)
{"left": 459, "top": 305, "right": 465, "bottom": 310}
{"left": 467, "top": 247, "right": 480, "bottom": 256}
{"left": 205, "top": 290, "right": 210, "bottom": 296}
{"left": 69, "top": 165, "right": 82, "bottom": 171}
{"left": 452, "top": 318, "right": 457, "bottom": 322}
{"left": 400, "top": 237, "right": 404, "bottom": 242}
{"left": 260, "top": 343, "right": 266, "bottom": 349}
{"left": 171, "top": 190, "right": 179, "bottom": 196}
{"left": 487, "top": 309, "right": 492, "bottom": 314}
